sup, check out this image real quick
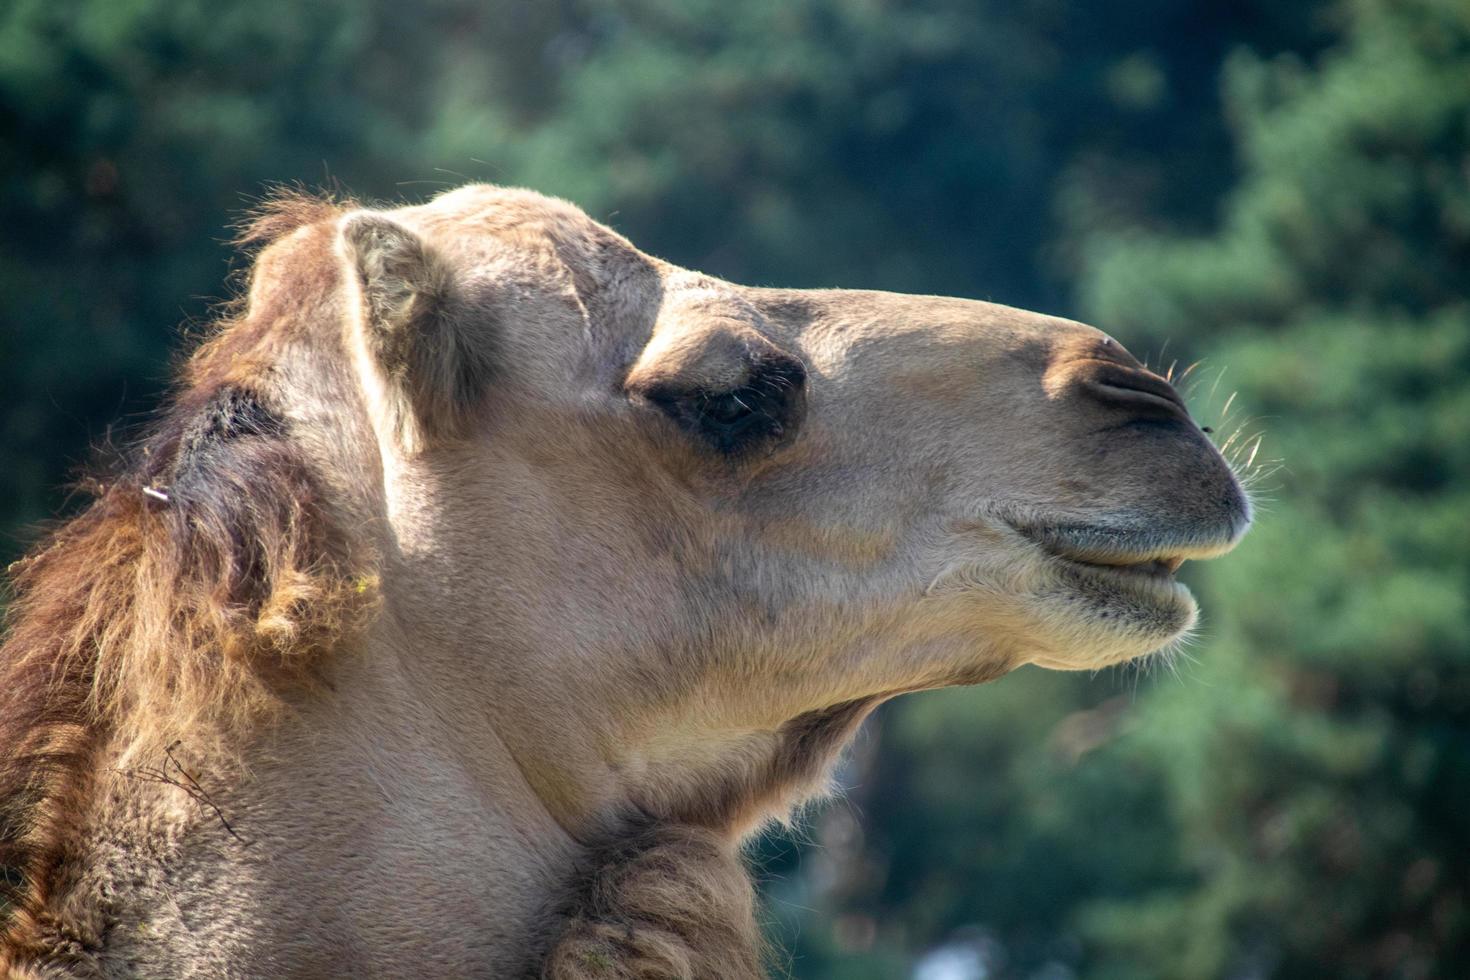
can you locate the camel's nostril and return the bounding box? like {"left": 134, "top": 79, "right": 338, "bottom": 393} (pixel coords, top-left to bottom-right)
{"left": 1081, "top": 363, "right": 1191, "bottom": 419}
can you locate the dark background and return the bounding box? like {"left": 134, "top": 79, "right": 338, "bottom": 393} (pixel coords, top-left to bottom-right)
{"left": 3, "top": 1, "right": 1467, "bottom": 976}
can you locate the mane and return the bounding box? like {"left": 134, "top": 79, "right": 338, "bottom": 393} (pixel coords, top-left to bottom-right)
{"left": 0, "top": 191, "right": 371, "bottom": 960}
{"left": 232, "top": 184, "right": 355, "bottom": 251}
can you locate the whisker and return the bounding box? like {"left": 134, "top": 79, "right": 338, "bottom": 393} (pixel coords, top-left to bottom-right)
{"left": 1220, "top": 391, "right": 1238, "bottom": 421}
{"left": 1207, "top": 366, "right": 1228, "bottom": 408}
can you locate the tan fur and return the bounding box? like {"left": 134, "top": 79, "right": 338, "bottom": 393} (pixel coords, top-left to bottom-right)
{"left": 1, "top": 185, "right": 1249, "bottom": 978}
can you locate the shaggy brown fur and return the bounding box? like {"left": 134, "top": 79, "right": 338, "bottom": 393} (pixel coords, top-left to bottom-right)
{"left": 232, "top": 184, "right": 354, "bottom": 252}
{"left": 0, "top": 194, "right": 370, "bottom": 970}
{"left": 545, "top": 825, "right": 765, "bottom": 980}
{"left": 0, "top": 389, "right": 365, "bottom": 963}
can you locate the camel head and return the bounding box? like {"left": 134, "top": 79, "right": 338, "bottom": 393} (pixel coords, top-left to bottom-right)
{"left": 264, "top": 184, "right": 1249, "bottom": 837}
{"left": 0, "top": 183, "right": 1254, "bottom": 977}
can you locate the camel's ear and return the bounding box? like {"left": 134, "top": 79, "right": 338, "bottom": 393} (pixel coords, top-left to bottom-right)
{"left": 339, "top": 212, "right": 491, "bottom": 445}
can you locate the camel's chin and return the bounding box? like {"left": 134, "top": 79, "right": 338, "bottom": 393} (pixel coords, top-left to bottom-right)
{"left": 1024, "top": 562, "right": 1198, "bottom": 670}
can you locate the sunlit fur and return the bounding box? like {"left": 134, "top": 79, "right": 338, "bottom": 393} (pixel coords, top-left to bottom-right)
{"left": 0, "top": 185, "right": 1248, "bottom": 977}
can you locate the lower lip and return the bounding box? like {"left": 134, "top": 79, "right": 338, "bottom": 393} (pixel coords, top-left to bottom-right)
{"left": 1067, "top": 557, "right": 1175, "bottom": 579}
{"left": 1051, "top": 555, "right": 1192, "bottom": 599}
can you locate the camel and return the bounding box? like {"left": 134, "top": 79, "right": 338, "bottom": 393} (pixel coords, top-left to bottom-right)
{"left": 0, "top": 184, "right": 1250, "bottom": 978}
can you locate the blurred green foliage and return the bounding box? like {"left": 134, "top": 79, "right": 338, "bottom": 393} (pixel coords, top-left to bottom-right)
{"left": 2, "top": 0, "right": 1465, "bottom": 976}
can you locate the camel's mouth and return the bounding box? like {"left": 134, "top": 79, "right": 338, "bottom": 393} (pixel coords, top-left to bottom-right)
{"left": 1035, "top": 541, "right": 1192, "bottom": 606}
{"left": 1053, "top": 551, "right": 1186, "bottom": 580}
{"left": 1008, "top": 519, "right": 1219, "bottom": 638}
{"left": 1042, "top": 550, "right": 1196, "bottom": 645}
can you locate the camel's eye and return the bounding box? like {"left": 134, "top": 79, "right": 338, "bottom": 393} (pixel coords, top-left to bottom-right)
{"left": 700, "top": 390, "right": 756, "bottom": 427}
{"left": 641, "top": 356, "right": 807, "bottom": 457}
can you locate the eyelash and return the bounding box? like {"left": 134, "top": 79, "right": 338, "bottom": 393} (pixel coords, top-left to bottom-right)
{"left": 643, "top": 361, "right": 806, "bottom": 456}
{"left": 699, "top": 389, "right": 760, "bottom": 426}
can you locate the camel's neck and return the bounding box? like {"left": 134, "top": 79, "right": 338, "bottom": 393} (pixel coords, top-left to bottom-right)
{"left": 367, "top": 599, "right": 782, "bottom": 980}
{"left": 381, "top": 563, "right": 890, "bottom": 848}
{"left": 71, "top": 616, "right": 584, "bottom": 978}
{"left": 60, "top": 587, "right": 840, "bottom": 977}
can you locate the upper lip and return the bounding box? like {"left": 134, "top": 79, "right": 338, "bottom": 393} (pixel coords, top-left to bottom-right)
{"left": 1011, "top": 522, "right": 1201, "bottom": 577}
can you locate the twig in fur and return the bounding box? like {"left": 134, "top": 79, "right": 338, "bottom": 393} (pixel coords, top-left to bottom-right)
{"left": 116, "top": 740, "right": 251, "bottom": 846}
